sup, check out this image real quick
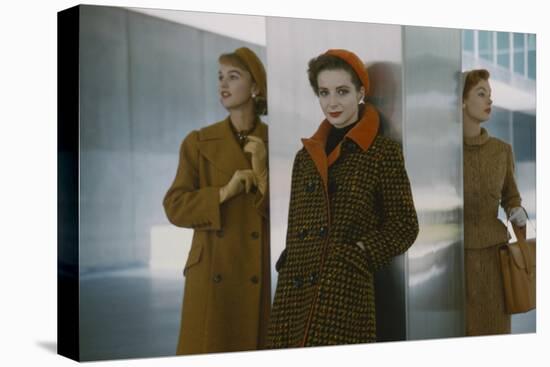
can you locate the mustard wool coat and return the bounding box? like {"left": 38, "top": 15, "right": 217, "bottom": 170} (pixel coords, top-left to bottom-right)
{"left": 267, "top": 105, "right": 419, "bottom": 348}
{"left": 163, "top": 117, "right": 271, "bottom": 355}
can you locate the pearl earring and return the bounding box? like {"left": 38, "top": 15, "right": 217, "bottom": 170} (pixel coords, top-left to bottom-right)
{"left": 252, "top": 92, "right": 257, "bottom": 99}
{"left": 359, "top": 97, "right": 365, "bottom": 105}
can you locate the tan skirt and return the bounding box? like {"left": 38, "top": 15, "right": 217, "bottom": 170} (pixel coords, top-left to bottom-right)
{"left": 464, "top": 243, "right": 511, "bottom": 336}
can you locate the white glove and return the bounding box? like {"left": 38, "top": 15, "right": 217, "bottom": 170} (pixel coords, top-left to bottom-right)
{"left": 509, "top": 207, "right": 527, "bottom": 227}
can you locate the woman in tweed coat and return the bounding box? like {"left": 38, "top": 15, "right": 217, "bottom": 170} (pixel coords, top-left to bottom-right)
{"left": 462, "top": 69, "right": 527, "bottom": 335}
{"left": 267, "top": 49, "right": 419, "bottom": 348}
{"left": 163, "top": 47, "right": 271, "bottom": 354}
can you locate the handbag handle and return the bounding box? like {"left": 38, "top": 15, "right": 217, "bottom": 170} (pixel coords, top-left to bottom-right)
{"left": 508, "top": 209, "right": 534, "bottom": 276}
{"left": 507, "top": 207, "right": 536, "bottom": 241}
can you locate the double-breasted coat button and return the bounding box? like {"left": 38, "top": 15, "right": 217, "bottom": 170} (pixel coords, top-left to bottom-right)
{"left": 213, "top": 274, "right": 222, "bottom": 283}
{"left": 216, "top": 230, "right": 224, "bottom": 238}
{"left": 250, "top": 275, "right": 259, "bottom": 284}
{"left": 250, "top": 186, "right": 258, "bottom": 194}
{"left": 293, "top": 277, "right": 303, "bottom": 288}
{"left": 298, "top": 228, "right": 308, "bottom": 240}
{"left": 306, "top": 181, "right": 316, "bottom": 193}
{"left": 251, "top": 231, "right": 259, "bottom": 239}
{"left": 319, "top": 226, "right": 327, "bottom": 238}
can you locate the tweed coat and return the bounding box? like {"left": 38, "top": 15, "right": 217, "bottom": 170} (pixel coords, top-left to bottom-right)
{"left": 463, "top": 128, "right": 522, "bottom": 335}
{"left": 267, "top": 104, "right": 419, "bottom": 348}
{"left": 163, "top": 116, "right": 271, "bottom": 354}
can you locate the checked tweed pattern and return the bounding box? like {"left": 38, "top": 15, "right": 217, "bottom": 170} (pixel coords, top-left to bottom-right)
{"left": 267, "top": 134, "right": 419, "bottom": 348}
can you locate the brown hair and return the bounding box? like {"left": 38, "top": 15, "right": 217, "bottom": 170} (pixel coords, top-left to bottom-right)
{"left": 218, "top": 52, "right": 268, "bottom": 115}
{"left": 463, "top": 69, "right": 490, "bottom": 100}
{"left": 307, "top": 54, "right": 363, "bottom": 96}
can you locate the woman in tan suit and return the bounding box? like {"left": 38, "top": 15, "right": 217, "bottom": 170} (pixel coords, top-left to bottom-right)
{"left": 163, "top": 47, "right": 270, "bottom": 354}
{"left": 462, "top": 69, "right": 527, "bottom": 335}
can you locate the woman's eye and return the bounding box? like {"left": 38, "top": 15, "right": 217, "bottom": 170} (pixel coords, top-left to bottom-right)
{"left": 230, "top": 75, "right": 239, "bottom": 80}
{"left": 338, "top": 89, "right": 349, "bottom": 96}
{"left": 319, "top": 90, "right": 328, "bottom": 97}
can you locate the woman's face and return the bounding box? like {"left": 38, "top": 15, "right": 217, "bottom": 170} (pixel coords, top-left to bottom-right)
{"left": 218, "top": 63, "right": 257, "bottom": 111}
{"left": 463, "top": 79, "right": 493, "bottom": 123}
{"left": 317, "top": 69, "right": 364, "bottom": 128}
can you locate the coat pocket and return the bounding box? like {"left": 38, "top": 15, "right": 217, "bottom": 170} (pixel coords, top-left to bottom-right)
{"left": 334, "top": 242, "right": 372, "bottom": 277}
{"left": 183, "top": 242, "right": 204, "bottom": 277}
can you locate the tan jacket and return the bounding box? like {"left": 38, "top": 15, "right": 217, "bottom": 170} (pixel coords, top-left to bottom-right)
{"left": 463, "top": 128, "right": 522, "bottom": 249}
{"left": 163, "top": 117, "right": 270, "bottom": 354}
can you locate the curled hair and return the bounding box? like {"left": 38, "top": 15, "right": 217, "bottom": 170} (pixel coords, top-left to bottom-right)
{"left": 462, "top": 69, "right": 490, "bottom": 100}
{"left": 307, "top": 54, "right": 363, "bottom": 96}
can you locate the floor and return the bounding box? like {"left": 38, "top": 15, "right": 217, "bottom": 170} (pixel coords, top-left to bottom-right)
{"left": 78, "top": 266, "right": 536, "bottom": 361}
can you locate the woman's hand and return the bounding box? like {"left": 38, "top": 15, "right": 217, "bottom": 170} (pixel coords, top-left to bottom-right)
{"left": 244, "top": 136, "right": 268, "bottom": 195}
{"left": 509, "top": 207, "right": 528, "bottom": 227}
{"left": 219, "top": 169, "right": 258, "bottom": 203}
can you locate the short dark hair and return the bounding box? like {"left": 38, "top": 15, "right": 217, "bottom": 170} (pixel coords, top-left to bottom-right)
{"left": 307, "top": 54, "right": 363, "bottom": 96}
{"left": 463, "top": 69, "right": 490, "bottom": 100}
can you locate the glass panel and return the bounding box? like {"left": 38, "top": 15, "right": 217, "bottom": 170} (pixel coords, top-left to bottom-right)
{"left": 513, "top": 33, "right": 525, "bottom": 75}
{"left": 485, "top": 106, "right": 510, "bottom": 143}
{"left": 513, "top": 111, "right": 536, "bottom": 162}
{"left": 463, "top": 29, "right": 474, "bottom": 52}
{"left": 527, "top": 34, "right": 536, "bottom": 79}
{"left": 497, "top": 32, "right": 510, "bottom": 68}
{"left": 478, "top": 30, "right": 493, "bottom": 61}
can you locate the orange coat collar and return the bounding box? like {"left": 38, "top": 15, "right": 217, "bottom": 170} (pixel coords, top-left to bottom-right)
{"left": 301, "top": 103, "right": 379, "bottom": 190}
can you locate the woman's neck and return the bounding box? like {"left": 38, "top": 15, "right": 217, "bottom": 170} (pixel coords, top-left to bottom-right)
{"left": 463, "top": 115, "right": 482, "bottom": 138}
{"left": 229, "top": 103, "right": 256, "bottom": 132}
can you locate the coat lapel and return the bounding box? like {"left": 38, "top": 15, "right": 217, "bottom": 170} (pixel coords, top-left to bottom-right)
{"left": 197, "top": 117, "right": 267, "bottom": 177}
{"left": 301, "top": 103, "right": 380, "bottom": 190}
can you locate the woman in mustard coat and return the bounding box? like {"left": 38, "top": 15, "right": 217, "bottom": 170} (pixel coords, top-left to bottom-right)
{"left": 462, "top": 69, "right": 527, "bottom": 335}
{"left": 267, "top": 49, "right": 418, "bottom": 348}
{"left": 163, "top": 47, "right": 270, "bottom": 354}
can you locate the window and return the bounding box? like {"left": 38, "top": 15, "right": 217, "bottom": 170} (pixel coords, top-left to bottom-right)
{"left": 527, "top": 34, "right": 536, "bottom": 79}
{"left": 513, "top": 33, "right": 525, "bottom": 75}
{"left": 512, "top": 112, "right": 536, "bottom": 162}
{"left": 497, "top": 32, "right": 510, "bottom": 68}
{"left": 478, "top": 30, "right": 493, "bottom": 61}
{"left": 463, "top": 29, "right": 474, "bottom": 52}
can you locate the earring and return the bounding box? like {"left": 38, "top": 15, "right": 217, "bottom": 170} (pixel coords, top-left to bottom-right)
{"left": 359, "top": 97, "right": 365, "bottom": 105}
{"left": 252, "top": 92, "right": 257, "bottom": 99}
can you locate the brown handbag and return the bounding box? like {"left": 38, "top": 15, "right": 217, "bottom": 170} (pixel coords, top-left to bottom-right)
{"left": 499, "top": 219, "right": 536, "bottom": 314}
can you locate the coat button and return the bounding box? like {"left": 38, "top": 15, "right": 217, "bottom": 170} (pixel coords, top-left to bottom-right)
{"left": 298, "top": 228, "right": 308, "bottom": 240}
{"left": 251, "top": 231, "right": 259, "bottom": 239}
{"left": 319, "top": 226, "right": 327, "bottom": 238}
{"left": 250, "top": 275, "right": 259, "bottom": 284}
{"left": 293, "top": 277, "right": 303, "bottom": 288}
{"left": 250, "top": 185, "right": 258, "bottom": 194}
{"left": 216, "top": 230, "right": 224, "bottom": 238}
{"left": 305, "top": 181, "right": 316, "bottom": 193}
{"left": 212, "top": 274, "right": 222, "bottom": 283}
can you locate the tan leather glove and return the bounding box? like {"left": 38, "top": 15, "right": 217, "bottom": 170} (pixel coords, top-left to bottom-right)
{"left": 219, "top": 169, "right": 257, "bottom": 203}
{"left": 244, "top": 136, "right": 268, "bottom": 195}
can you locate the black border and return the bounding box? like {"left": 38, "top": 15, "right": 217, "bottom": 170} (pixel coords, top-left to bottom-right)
{"left": 57, "top": 5, "right": 80, "bottom": 361}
